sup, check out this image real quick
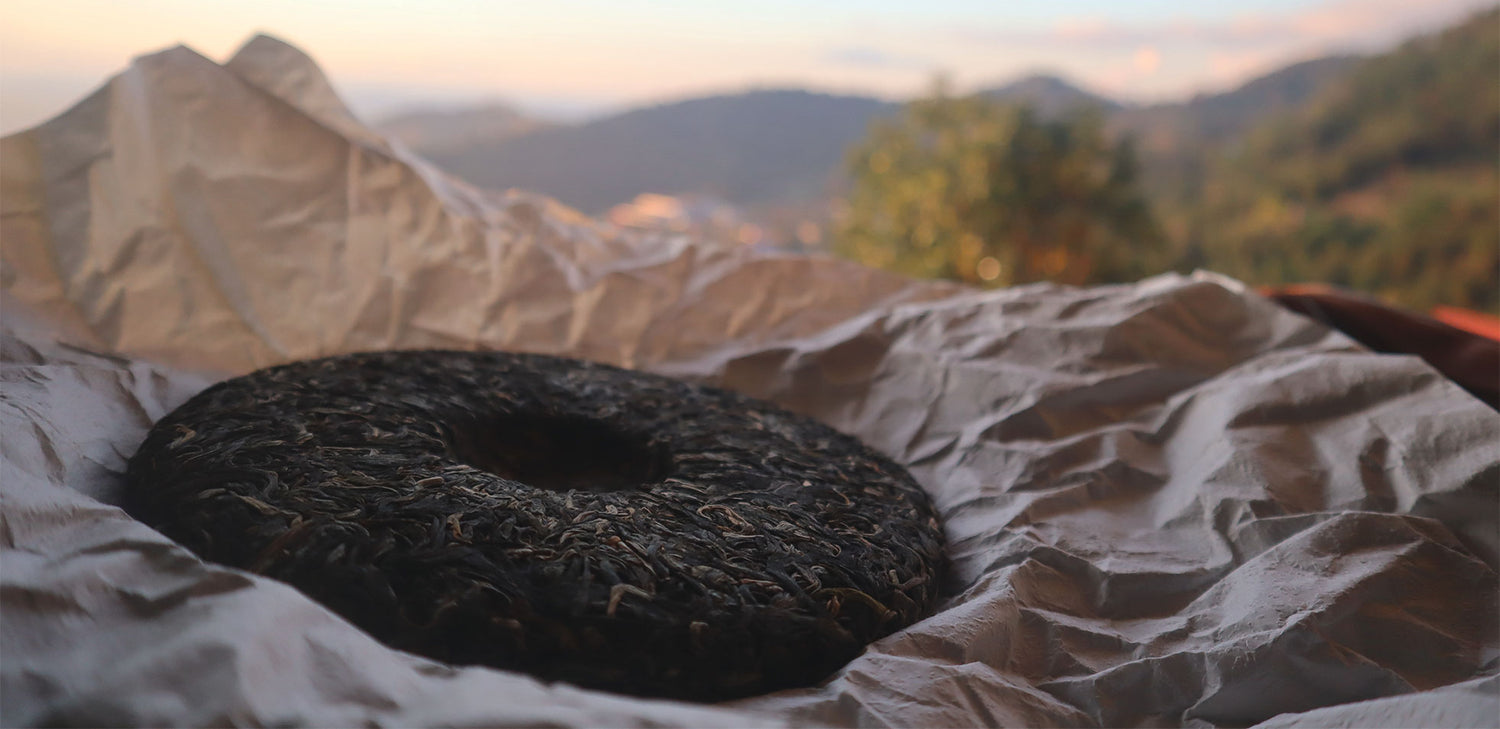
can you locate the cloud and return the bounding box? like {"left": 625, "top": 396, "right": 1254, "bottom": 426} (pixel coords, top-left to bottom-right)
{"left": 1204, "top": 47, "right": 1296, "bottom": 89}
{"left": 958, "top": 0, "right": 1494, "bottom": 51}
{"left": 822, "top": 47, "right": 931, "bottom": 70}
{"left": 1133, "top": 46, "right": 1162, "bottom": 74}
{"left": 943, "top": 0, "right": 1493, "bottom": 99}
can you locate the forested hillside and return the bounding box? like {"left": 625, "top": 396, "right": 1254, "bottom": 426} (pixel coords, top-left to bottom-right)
{"left": 1188, "top": 7, "right": 1498, "bottom": 310}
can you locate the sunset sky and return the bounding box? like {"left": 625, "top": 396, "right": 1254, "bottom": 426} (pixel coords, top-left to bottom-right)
{"left": 1, "top": 0, "right": 1493, "bottom": 134}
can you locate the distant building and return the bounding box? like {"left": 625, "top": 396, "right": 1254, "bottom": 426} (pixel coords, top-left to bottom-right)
{"left": 607, "top": 193, "right": 747, "bottom": 245}
{"left": 607, "top": 192, "right": 831, "bottom": 253}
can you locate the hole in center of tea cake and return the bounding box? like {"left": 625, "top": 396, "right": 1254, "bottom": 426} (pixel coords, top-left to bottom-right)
{"left": 445, "top": 413, "right": 670, "bottom": 492}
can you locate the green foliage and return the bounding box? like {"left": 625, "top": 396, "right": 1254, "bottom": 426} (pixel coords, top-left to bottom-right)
{"left": 836, "top": 8, "right": 1498, "bottom": 313}
{"left": 835, "top": 88, "right": 1166, "bottom": 287}
{"left": 1189, "top": 7, "right": 1500, "bottom": 312}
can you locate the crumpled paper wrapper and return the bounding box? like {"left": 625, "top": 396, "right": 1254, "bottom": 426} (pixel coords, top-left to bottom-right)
{"left": 2, "top": 34, "right": 1496, "bottom": 728}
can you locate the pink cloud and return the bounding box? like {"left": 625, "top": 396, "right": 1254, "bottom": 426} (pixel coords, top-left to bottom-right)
{"left": 1287, "top": 0, "right": 1492, "bottom": 43}
{"left": 1206, "top": 47, "right": 1295, "bottom": 88}
{"left": 961, "top": 0, "right": 1494, "bottom": 51}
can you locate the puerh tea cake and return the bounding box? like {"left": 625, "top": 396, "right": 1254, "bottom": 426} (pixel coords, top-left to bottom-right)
{"left": 125, "top": 350, "right": 946, "bottom": 700}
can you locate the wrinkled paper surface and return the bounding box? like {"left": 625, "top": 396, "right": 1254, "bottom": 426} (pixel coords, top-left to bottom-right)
{"left": 2, "top": 35, "right": 1496, "bottom": 728}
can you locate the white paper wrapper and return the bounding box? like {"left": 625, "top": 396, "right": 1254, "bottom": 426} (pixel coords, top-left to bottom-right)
{"left": 2, "top": 35, "right": 1495, "bottom": 728}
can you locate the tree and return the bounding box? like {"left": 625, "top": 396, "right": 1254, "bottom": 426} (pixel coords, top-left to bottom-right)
{"left": 835, "top": 88, "right": 1166, "bottom": 287}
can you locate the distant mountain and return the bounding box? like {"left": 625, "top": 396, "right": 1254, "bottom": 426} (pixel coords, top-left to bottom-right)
{"left": 382, "top": 9, "right": 1493, "bottom": 310}
{"left": 375, "top": 102, "right": 554, "bottom": 155}
{"left": 978, "top": 74, "right": 1121, "bottom": 118}
{"left": 402, "top": 62, "right": 1367, "bottom": 214}
{"left": 1116, "top": 56, "right": 1360, "bottom": 150}
{"left": 408, "top": 78, "right": 1120, "bottom": 214}
{"left": 420, "top": 90, "right": 897, "bottom": 213}
{"left": 1246, "top": 10, "right": 1497, "bottom": 197}
{"left": 1113, "top": 55, "right": 1362, "bottom": 198}
{"left": 1191, "top": 7, "right": 1499, "bottom": 311}
{"left": 1175, "top": 55, "right": 1361, "bottom": 142}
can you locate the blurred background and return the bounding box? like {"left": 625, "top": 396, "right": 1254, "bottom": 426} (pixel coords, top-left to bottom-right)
{"left": 4, "top": 0, "right": 1496, "bottom": 317}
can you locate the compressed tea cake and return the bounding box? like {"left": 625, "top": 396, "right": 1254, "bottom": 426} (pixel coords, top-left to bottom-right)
{"left": 126, "top": 350, "right": 946, "bottom": 700}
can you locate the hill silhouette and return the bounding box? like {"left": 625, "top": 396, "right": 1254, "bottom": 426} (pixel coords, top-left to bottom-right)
{"left": 421, "top": 90, "right": 896, "bottom": 213}
{"left": 405, "top": 65, "right": 1359, "bottom": 214}
{"left": 979, "top": 73, "right": 1121, "bottom": 117}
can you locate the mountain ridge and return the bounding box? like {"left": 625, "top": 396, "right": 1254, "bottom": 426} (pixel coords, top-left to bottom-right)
{"left": 421, "top": 89, "right": 897, "bottom": 212}
{"left": 399, "top": 62, "right": 1366, "bottom": 213}
{"left": 978, "top": 73, "right": 1122, "bottom": 116}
